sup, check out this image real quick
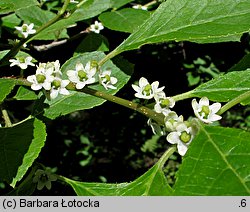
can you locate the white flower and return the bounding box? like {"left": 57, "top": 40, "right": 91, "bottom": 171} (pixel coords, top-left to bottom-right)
{"left": 164, "top": 111, "right": 184, "bottom": 132}
{"left": 166, "top": 122, "right": 195, "bottom": 156}
{"left": 67, "top": 62, "right": 96, "bottom": 89}
{"left": 192, "top": 97, "right": 222, "bottom": 124}
{"left": 132, "top": 77, "right": 165, "bottom": 100}
{"left": 27, "top": 62, "right": 55, "bottom": 91}
{"left": 89, "top": 21, "right": 104, "bottom": 34}
{"left": 99, "top": 69, "right": 117, "bottom": 90}
{"left": 70, "top": 0, "right": 79, "bottom": 3}
{"left": 15, "top": 23, "right": 36, "bottom": 38}
{"left": 147, "top": 118, "right": 165, "bottom": 136}
{"left": 46, "top": 60, "right": 62, "bottom": 78}
{"left": 9, "top": 56, "right": 35, "bottom": 69}
{"left": 132, "top": 4, "right": 148, "bottom": 10}
{"left": 154, "top": 96, "right": 175, "bottom": 115}
{"left": 50, "top": 77, "right": 70, "bottom": 99}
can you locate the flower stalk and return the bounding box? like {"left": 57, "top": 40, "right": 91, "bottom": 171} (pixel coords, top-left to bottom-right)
{"left": 1, "top": 106, "right": 12, "bottom": 127}
{"left": 81, "top": 87, "right": 165, "bottom": 125}
{"left": 158, "top": 146, "right": 177, "bottom": 168}
{"left": 218, "top": 90, "right": 250, "bottom": 115}
{"left": 172, "top": 90, "right": 194, "bottom": 102}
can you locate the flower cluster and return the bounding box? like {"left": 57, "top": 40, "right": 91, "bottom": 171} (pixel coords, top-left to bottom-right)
{"left": 132, "top": 77, "right": 222, "bottom": 156}
{"left": 9, "top": 55, "right": 118, "bottom": 100}
{"left": 26, "top": 60, "right": 70, "bottom": 100}
{"left": 66, "top": 61, "right": 117, "bottom": 90}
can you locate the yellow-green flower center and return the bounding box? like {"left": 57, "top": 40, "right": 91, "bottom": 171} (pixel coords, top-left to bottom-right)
{"left": 52, "top": 80, "right": 61, "bottom": 89}
{"left": 160, "top": 99, "right": 170, "bottom": 108}
{"left": 36, "top": 74, "right": 46, "bottom": 83}
{"left": 180, "top": 131, "right": 191, "bottom": 143}
{"left": 167, "top": 118, "right": 175, "bottom": 125}
{"left": 18, "top": 57, "right": 25, "bottom": 63}
{"left": 200, "top": 105, "right": 210, "bottom": 119}
{"left": 78, "top": 70, "right": 87, "bottom": 80}
{"left": 143, "top": 84, "right": 152, "bottom": 96}
{"left": 22, "top": 25, "right": 28, "bottom": 32}
{"left": 90, "top": 60, "right": 98, "bottom": 68}
{"left": 104, "top": 74, "right": 110, "bottom": 82}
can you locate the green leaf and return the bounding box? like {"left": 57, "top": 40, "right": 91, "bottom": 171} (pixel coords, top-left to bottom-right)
{"left": 190, "top": 70, "right": 250, "bottom": 103}
{"left": 0, "top": 0, "right": 38, "bottom": 15}
{"left": 111, "top": 0, "right": 134, "bottom": 9}
{"left": 0, "top": 117, "right": 46, "bottom": 186}
{"left": 1, "top": 50, "right": 37, "bottom": 62}
{"left": 74, "top": 33, "right": 109, "bottom": 55}
{"left": 99, "top": 8, "right": 150, "bottom": 33}
{"left": 16, "top": 6, "right": 54, "bottom": 26}
{"left": 0, "top": 2, "right": 14, "bottom": 15}
{"left": 114, "top": 0, "right": 250, "bottom": 54}
{"left": 229, "top": 54, "right": 250, "bottom": 72}
{"left": 0, "top": 78, "right": 16, "bottom": 103}
{"left": 173, "top": 125, "right": 250, "bottom": 195}
{"left": 1, "top": 13, "right": 21, "bottom": 28}
{"left": 13, "top": 86, "right": 38, "bottom": 101}
{"left": 16, "top": 6, "right": 68, "bottom": 40}
{"left": 63, "top": 148, "right": 174, "bottom": 195}
{"left": 43, "top": 51, "right": 133, "bottom": 119}
{"left": 69, "top": 0, "right": 111, "bottom": 22}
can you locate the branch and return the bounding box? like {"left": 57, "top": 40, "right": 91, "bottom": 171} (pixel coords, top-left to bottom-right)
{"left": 11, "top": 78, "right": 165, "bottom": 125}
{"left": 81, "top": 87, "right": 165, "bottom": 125}
{"left": 1, "top": 105, "right": 12, "bottom": 127}
{"left": 32, "top": 29, "right": 89, "bottom": 52}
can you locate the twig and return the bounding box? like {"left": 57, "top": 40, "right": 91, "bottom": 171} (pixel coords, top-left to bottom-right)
{"left": 1, "top": 106, "right": 12, "bottom": 127}
{"left": 12, "top": 78, "right": 165, "bottom": 125}
{"left": 32, "top": 29, "right": 89, "bottom": 51}
{"left": 81, "top": 87, "right": 165, "bottom": 125}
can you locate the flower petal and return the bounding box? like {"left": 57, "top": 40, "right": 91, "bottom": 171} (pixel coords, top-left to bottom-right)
{"left": 177, "top": 142, "right": 188, "bottom": 156}
{"left": 166, "top": 132, "right": 179, "bottom": 144}
{"left": 191, "top": 99, "right": 199, "bottom": 111}
{"left": 209, "top": 114, "right": 222, "bottom": 122}
{"left": 76, "top": 82, "right": 85, "bottom": 89}
{"left": 139, "top": 77, "right": 149, "bottom": 87}
{"left": 209, "top": 102, "right": 221, "bottom": 113}
{"left": 50, "top": 89, "right": 59, "bottom": 99}
{"left": 131, "top": 84, "right": 141, "bottom": 93}
{"left": 31, "top": 84, "right": 42, "bottom": 91}
{"left": 59, "top": 88, "right": 70, "bottom": 96}
{"left": 199, "top": 97, "right": 209, "bottom": 106}
{"left": 43, "top": 82, "right": 51, "bottom": 90}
